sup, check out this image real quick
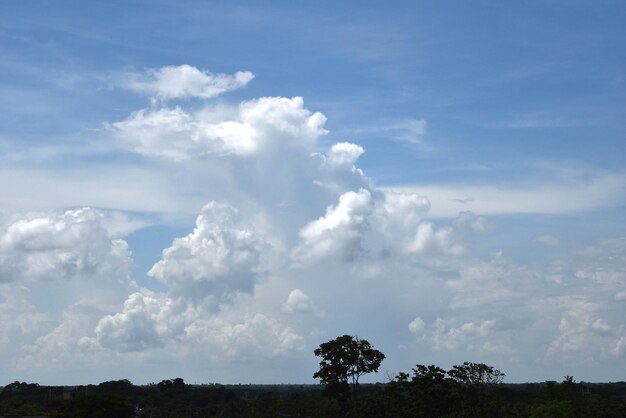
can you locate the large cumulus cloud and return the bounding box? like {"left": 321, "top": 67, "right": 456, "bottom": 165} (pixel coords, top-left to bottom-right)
{"left": 112, "top": 95, "right": 327, "bottom": 161}
{"left": 0, "top": 208, "right": 132, "bottom": 283}
{"left": 0, "top": 208, "right": 141, "bottom": 377}
{"left": 93, "top": 66, "right": 493, "bottom": 363}
{"left": 292, "top": 188, "right": 373, "bottom": 263}
{"left": 86, "top": 66, "right": 477, "bottom": 366}
{"left": 91, "top": 290, "right": 304, "bottom": 357}
{"left": 148, "top": 202, "right": 271, "bottom": 306}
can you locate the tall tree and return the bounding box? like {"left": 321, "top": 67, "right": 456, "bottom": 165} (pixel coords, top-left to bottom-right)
{"left": 313, "top": 335, "right": 385, "bottom": 399}
{"left": 448, "top": 362, "right": 505, "bottom": 385}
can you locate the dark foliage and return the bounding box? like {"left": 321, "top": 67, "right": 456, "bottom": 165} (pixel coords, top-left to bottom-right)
{"left": 313, "top": 334, "right": 385, "bottom": 401}
{"left": 2, "top": 370, "right": 626, "bottom": 417}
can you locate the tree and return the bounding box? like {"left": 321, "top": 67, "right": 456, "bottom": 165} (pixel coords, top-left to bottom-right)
{"left": 396, "top": 364, "right": 463, "bottom": 417}
{"left": 448, "top": 362, "right": 505, "bottom": 385}
{"left": 412, "top": 364, "right": 448, "bottom": 383}
{"left": 447, "top": 362, "right": 505, "bottom": 416}
{"left": 313, "top": 335, "right": 385, "bottom": 399}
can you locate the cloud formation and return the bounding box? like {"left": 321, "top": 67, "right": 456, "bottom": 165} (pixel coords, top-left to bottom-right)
{"left": 93, "top": 290, "right": 304, "bottom": 357}
{"left": 148, "top": 202, "right": 270, "bottom": 306}
{"left": 112, "top": 95, "right": 327, "bottom": 160}
{"left": 282, "top": 289, "right": 316, "bottom": 314}
{"left": 293, "top": 189, "right": 373, "bottom": 263}
{"left": 390, "top": 173, "right": 626, "bottom": 217}
{"left": 0, "top": 208, "right": 132, "bottom": 283}
{"left": 126, "top": 65, "right": 254, "bottom": 100}
{"left": 94, "top": 292, "right": 172, "bottom": 352}
{"left": 2, "top": 64, "right": 625, "bottom": 384}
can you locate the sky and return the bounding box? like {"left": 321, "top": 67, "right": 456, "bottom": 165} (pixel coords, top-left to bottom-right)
{"left": 0, "top": 0, "right": 625, "bottom": 385}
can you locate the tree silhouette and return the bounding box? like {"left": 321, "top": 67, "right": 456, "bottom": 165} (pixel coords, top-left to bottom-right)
{"left": 313, "top": 335, "right": 385, "bottom": 399}
{"left": 448, "top": 362, "right": 505, "bottom": 385}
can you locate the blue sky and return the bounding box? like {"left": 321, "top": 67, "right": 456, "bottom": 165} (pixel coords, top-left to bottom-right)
{"left": 0, "top": 1, "right": 625, "bottom": 384}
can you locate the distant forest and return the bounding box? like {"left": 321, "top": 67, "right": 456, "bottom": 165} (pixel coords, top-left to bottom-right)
{"left": 2, "top": 375, "right": 626, "bottom": 417}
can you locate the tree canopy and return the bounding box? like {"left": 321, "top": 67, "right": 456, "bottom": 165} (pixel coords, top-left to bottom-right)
{"left": 447, "top": 361, "right": 505, "bottom": 385}
{"left": 313, "top": 335, "right": 385, "bottom": 398}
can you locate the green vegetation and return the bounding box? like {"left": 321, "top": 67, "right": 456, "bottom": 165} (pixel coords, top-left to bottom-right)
{"left": 1, "top": 336, "right": 625, "bottom": 417}
{"left": 1, "top": 377, "right": 626, "bottom": 417}
{"left": 313, "top": 335, "right": 385, "bottom": 400}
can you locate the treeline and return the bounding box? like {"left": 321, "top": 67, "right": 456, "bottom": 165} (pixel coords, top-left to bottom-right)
{"left": 1, "top": 374, "right": 626, "bottom": 417}
{"left": 349, "top": 366, "right": 626, "bottom": 418}
{"left": 0, "top": 378, "right": 238, "bottom": 417}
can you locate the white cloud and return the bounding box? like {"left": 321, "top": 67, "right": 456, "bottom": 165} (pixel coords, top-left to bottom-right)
{"left": 613, "top": 337, "right": 626, "bottom": 357}
{"left": 112, "top": 96, "right": 327, "bottom": 161}
{"left": 339, "top": 118, "right": 427, "bottom": 145}
{"left": 535, "top": 234, "right": 559, "bottom": 246}
{"left": 430, "top": 317, "right": 497, "bottom": 352}
{"left": 94, "top": 292, "right": 173, "bottom": 352}
{"left": 389, "top": 173, "right": 626, "bottom": 217}
{"left": 0, "top": 208, "right": 144, "bottom": 376}
{"left": 375, "top": 191, "right": 430, "bottom": 238}
{"left": 111, "top": 107, "right": 256, "bottom": 160}
{"left": 292, "top": 188, "right": 373, "bottom": 263}
{"left": 148, "top": 202, "right": 270, "bottom": 306}
{"left": 293, "top": 182, "right": 465, "bottom": 264}
{"left": 453, "top": 211, "right": 495, "bottom": 234}
{"left": 312, "top": 143, "right": 370, "bottom": 198}
{"left": 239, "top": 96, "right": 327, "bottom": 147}
{"left": 0, "top": 208, "right": 132, "bottom": 283}
{"left": 326, "top": 142, "right": 364, "bottom": 167}
{"left": 573, "top": 238, "right": 626, "bottom": 285}
{"left": 126, "top": 65, "right": 254, "bottom": 100}
{"left": 185, "top": 313, "right": 304, "bottom": 357}
{"left": 445, "top": 252, "right": 524, "bottom": 310}
{"left": 577, "top": 238, "right": 626, "bottom": 264}
{"left": 407, "top": 222, "right": 464, "bottom": 256}
{"left": 16, "top": 312, "right": 96, "bottom": 371}
{"left": 0, "top": 166, "right": 203, "bottom": 219}
{"left": 408, "top": 316, "right": 425, "bottom": 334}
{"left": 0, "top": 291, "right": 50, "bottom": 348}
{"left": 89, "top": 285, "right": 306, "bottom": 357}
{"left": 282, "top": 289, "right": 315, "bottom": 314}
{"left": 546, "top": 297, "right": 623, "bottom": 361}
{"left": 392, "top": 119, "right": 427, "bottom": 144}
